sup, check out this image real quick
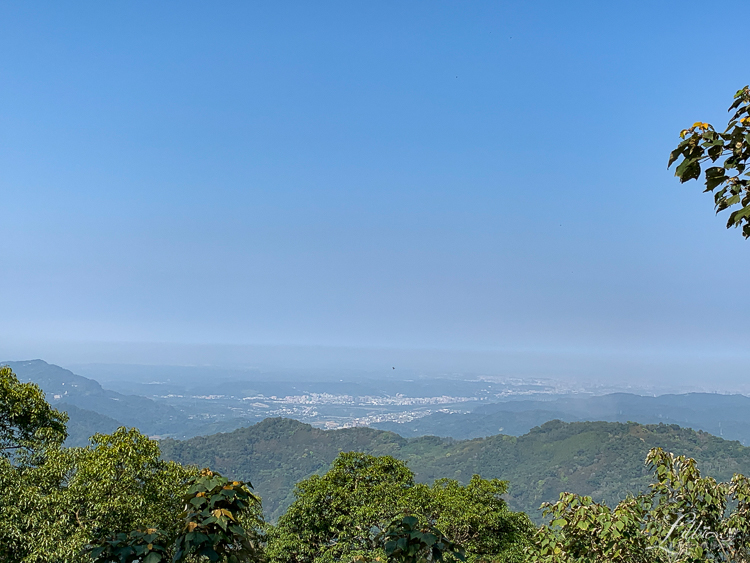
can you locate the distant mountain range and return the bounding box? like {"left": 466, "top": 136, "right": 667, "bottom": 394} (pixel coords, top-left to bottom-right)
{"left": 374, "top": 392, "right": 750, "bottom": 445}
{"left": 7, "top": 359, "right": 750, "bottom": 448}
{"left": 5, "top": 360, "right": 284, "bottom": 444}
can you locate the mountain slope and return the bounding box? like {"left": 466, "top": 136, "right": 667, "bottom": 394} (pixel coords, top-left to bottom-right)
{"left": 5, "top": 360, "right": 188, "bottom": 436}
{"left": 159, "top": 417, "right": 750, "bottom": 522}
{"left": 59, "top": 403, "right": 124, "bottom": 447}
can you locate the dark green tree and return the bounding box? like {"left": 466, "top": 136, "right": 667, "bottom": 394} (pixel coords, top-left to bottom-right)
{"left": 1, "top": 427, "right": 195, "bottom": 562}
{"left": 87, "top": 528, "right": 171, "bottom": 563}
{"left": 0, "top": 365, "right": 264, "bottom": 562}
{"left": 266, "top": 452, "right": 532, "bottom": 563}
{"left": 0, "top": 365, "right": 68, "bottom": 461}
{"left": 423, "top": 476, "right": 533, "bottom": 563}
{"left": 669, "top": 86, "right": 750, "bottom": 237}
{"left": 0, "top": 366, "right": 198, "bottom": 562}
{"left": 267, "top": 452, "right": 415, "bottom": 563}
{"left": 383, "top": 516, "right": 465, "bottom": 563}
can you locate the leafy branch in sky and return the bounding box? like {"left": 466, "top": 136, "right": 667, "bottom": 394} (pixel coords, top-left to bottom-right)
{"left": 669, "top": 86, "right": 750, "bottom": 237}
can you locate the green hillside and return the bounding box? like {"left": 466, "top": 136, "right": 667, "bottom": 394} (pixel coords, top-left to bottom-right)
{"left": 159, "top": 417, "right": 750, "bottom": 522}
{"left": 4, "top": 360, "right": 190, "bottom": 437}
{"left": 58, "top": 403, "right": 124, "bottom": 446}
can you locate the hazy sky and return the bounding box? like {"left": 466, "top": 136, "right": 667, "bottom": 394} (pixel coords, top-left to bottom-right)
{"left": 2, "top": 2, "right": 750, "bottom": 379}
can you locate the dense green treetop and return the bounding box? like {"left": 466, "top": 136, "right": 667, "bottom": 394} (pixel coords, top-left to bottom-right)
{"left": 266, "top": 451, "right": 531, "bottom": 563}
{"left": 0, "top": 427, "right": 195, "bottom": 562}
{"left": 267, "top": 452, "right": 418, "bottom": 563}
{"left": 424, "top": 475, "right": 532, "bottom": 562}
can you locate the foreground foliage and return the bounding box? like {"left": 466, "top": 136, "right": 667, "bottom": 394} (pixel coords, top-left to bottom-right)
{"left": 88, "top": 469, "right": 264, "bottom": 563}
{"left": 172, "top": 469, "right": 263, "bottom": 563}
{"left": 0, "top": 368, "right": 172, "bottom": 560}
{"left": 382, "top": 515, "right": 465, "bottom": 563}
{"left": 266, "top": 452, "right": 532, "bottom": 563}
{"left": 531, "top": 448, "right": 750, "bottom": 563}
{"left": 0, "top": 427, "right": 194, "bottom": 562}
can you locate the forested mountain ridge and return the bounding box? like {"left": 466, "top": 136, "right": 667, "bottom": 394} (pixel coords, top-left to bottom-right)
{"left": 4, "top": 360, "right": 186, "bottom": 440}
{"left": 159, "top": 417, "right": 750, "bottom": 522}
{"left": 159, "top": 418, "right": 407, "bottom": 520}
{"left": 58, "top": 403, "right": 123, "bottom": 446}
{"left": 375, "top": 392, "right": 750, "bottom": 444}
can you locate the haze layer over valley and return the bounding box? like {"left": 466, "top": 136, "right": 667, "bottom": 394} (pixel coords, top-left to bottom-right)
{"left": 7, "top": 359, "right": 750, "bottom": 448}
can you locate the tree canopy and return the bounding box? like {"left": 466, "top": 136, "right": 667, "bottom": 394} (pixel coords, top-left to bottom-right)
{"left": 266, "top": 451, "right": 532, "bottom": 563}
{"left": 0, "top": 365, "right": 68, "bottom": 461}
{"left": 0, "top": 427, "right": 195, "bottom": 562}
{"left": 88, "top": 468, "right": 264, "bottom": 563}
{"left": 530, "top": 448, "right": 750, "bottom": 563}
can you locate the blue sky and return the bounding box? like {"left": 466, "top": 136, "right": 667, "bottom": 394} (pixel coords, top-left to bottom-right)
{"left": 2, "top": 1, "right": 749, "bottom": 380}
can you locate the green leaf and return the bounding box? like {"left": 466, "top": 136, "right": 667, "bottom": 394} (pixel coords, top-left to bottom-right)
{"left": 668, "top": 148, "right": 684, "bottom": 168}
{"left": 675, "top": 158, "right": 702, "bottom": 181}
